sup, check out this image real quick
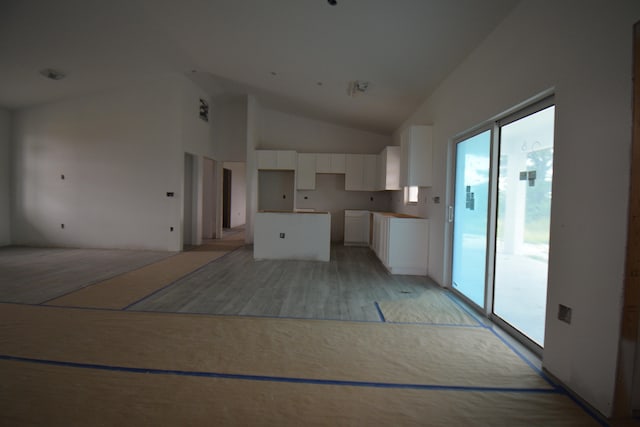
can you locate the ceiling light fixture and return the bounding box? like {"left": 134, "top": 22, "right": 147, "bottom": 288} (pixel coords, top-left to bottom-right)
{"left": 39, "top": 68, "right": 66, "bottom": 81}
{"left": 347, "top": 80, "right": 369, "bottom": 97}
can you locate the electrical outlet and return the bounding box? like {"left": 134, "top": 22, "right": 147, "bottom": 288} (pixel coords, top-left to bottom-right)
{"left": 279, "top": 233, "right": 285, "bottom": 238}
{"left": 558, "top": 304, "right": 572, "bottom": 324}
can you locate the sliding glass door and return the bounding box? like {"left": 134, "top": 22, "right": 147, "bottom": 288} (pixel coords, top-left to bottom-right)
{"left": 451, "top": 99, "right": 555, "bottom": 350}
{"left": 451, "top": 130, "right": 491, "bottom": 307}
{"left": 493, "top": 105, "right": 555, "bottom": 346}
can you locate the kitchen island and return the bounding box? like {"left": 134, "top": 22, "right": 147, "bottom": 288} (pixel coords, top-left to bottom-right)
{"left": 254, "top": 211, "right": 331, "bottom": 262}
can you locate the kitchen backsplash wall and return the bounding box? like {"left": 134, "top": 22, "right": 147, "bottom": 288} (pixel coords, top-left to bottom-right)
{"left": 297, "top": 174, "right": 392, "bottom": 242}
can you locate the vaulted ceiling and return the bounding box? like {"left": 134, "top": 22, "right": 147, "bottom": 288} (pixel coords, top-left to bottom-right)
{"left": 0, "top": 0, "right": 519, "bottom": 134}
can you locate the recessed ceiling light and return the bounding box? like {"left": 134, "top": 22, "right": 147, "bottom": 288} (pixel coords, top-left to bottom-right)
{"left": 39, "top": 68, "right": 66, "bottom": 81}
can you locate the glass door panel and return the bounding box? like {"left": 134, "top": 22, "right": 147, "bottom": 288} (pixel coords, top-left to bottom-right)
{"left": 493, "top": 106, "right": 555, "bottom": 346}
{"left": 452, "top": 130, "right": 491, "bottom": 307}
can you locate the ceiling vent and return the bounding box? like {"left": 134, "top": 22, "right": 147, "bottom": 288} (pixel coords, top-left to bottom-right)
{"left": 39, "top": 68, "right": 66, "bottom": 81}
{"left": 347, "top": 80, "right": 369, "bottom": 97}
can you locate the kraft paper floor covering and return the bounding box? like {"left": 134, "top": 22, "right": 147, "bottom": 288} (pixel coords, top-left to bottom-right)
{"left": 377, "top": 289, "right": 480, "bottom": 325}
{"left": 0, "top": 303, "right": 550, "bottom": 390}
{"left": 0, "top": 303, "right": 599, "bottom": 425}
{"left": 44, "top": 250, "right": 229, "bottom": 309}
{"left": 0, "top": 360, "right": 597, "bottom": 426}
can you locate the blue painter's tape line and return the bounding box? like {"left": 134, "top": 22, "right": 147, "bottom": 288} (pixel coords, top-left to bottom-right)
{"left": 486, "top": 327, "right": 556, "bottom": 389}
{"left": 0, "top": 353, "right": 559, "bottom": 394}
{"left": 443, "top": 292, "right": 486, "bottom": 327}
{"left": 374, "top": 302, "right": 386, "bottom": 322}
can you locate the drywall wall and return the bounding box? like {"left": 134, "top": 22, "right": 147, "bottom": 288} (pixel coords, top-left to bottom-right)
{"left": 259, "top": 108, "right": 391, "bottom": 153}
{"left": 245, "top": 96, "right": 260, "bottom": 243}
{"left": 213, "top": 97, "right": 248, "bottom": 162}
{"left": 11, "top": 74, "right": 192, "bottom": 251}
{"left": 297, "top": 174, "right": 391, "bottom": 242}
{"left": 0, "top": 108, "right": 10, "bottom": 246}
{"left": 258, "top": 170, "right": 295, "bottom": 212}
{"left": 202, "top": 158, "right": 217, "bottom": 239}
{"left": 223, "top": 161, "right": 246, "bottom": 228}
{"left": 392, "top": 0, "right": 640, "bottom": 416}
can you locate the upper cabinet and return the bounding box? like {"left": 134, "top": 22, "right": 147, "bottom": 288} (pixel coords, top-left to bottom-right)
{"left": 315, "top": 153, "right": 346, "bottom": 174}
{"left": 378, "top": 146, "right": 401, "bottom": 191}
{"left": 297, "top": 153, "right": 316, "bottom": 190}
{"left": 345, "top": 154, "right": 377, "bottom": 191}
{"left": 256, "top": 150, "right": 297, "bottom": 170}
{"left": 400, "top": 125, "right": 433, "bottom": 187}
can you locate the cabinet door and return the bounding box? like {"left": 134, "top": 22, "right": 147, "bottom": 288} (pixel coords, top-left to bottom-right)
{"left": 400, "top": 126, "right": 432, "bottom": 187}
{"left": 330, "top": 154, "right": 346, "bottom": 173}
{"left": 345, "top": 154, "right": 364, "bottom": 190}
{"left": 277, "top": 150, "right": 297, "bottom": 170}
{"left": 316, "top": 154, "right": 331, "bottom": 173}
{"left": 382, "top": 146, "right": 401, "bottom": 190}
{"left": 297, "top": 154, "right": 316, "bottom": 190}
{"left": 257, "top": 150, "right": 277, "bottom": 169}
{"left": 344, "top": 215, "right": 363, "bottom": 243}
{"left": 363, "top": 154, "right": 378, "bottom": 191}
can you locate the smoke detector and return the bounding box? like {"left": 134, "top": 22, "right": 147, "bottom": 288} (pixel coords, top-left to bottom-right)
{"left": 347, "top": 80, "right": 370, "bottom": 97}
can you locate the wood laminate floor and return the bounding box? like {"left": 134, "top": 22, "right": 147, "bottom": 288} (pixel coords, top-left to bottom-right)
{"left": 129, "top": 245, "right": 440, "bottom": 322}
{"left": 0, "top": 246, "right": 174, "bottom": 304}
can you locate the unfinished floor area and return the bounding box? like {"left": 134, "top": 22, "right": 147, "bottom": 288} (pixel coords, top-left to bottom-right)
{"left": 0, "top": 241, "right": 603, "bottom": 426}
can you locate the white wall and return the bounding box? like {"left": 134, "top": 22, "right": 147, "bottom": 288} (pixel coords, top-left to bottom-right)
{"left": 260, "top": 108, "right": 391, "bottom": 153}
{"left": 393, "top": 0, "right": 640, "bottom": 416}
{"left": 245, "top": 96, "right": 260, "bottom": 243}
{"left": 202, "top": 158, "right": 217, "bottom": 239}
{"left": 0, "top": 108, "right": 10, "bottom": 246}
{"left": 223, "top": 161, "right": 246, "bottom": 228}
{"left": 213, "top": 97, "right": 248, "bottom": 162}
{"left": 11, "top": 73, "right": 214, "bottom": 252}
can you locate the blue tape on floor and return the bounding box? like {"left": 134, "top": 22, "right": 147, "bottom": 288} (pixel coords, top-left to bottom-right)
{"left": 374, "top": 302, "right": 386, "bottom": 322}
{"left": 443, "top": 292, "right": 486, "bottom": 327}
{"left": 0, "top": 353, "right": 560, "bottom": 394}
{"left": 486, "top": 327, "right": 556, "bottom": 389}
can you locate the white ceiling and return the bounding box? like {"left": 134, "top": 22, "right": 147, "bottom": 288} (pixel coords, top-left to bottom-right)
{"left": 0, "top": 0, "right": 519, "bottom": 135}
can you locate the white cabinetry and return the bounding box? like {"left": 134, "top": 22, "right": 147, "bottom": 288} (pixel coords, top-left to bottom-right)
{"left": 400, "top": 125, "right": 433, "bottom": 187}
{"left": 297, "top": 153, "right": 316, "bottom": 190}
{"left": 378, "top": 146, "right": 401, "bottom": 190}
{"left": 371, "top": 212, "right": 429, "bottom": 275}
{"left": 345, "top": 154, "right": 378, "bottom": 191}
{"left": 344, "top": 210, "right": 370, "bottom": 246}
{"left": 256, "top": 150, "right": 297, "bottom": 170}
{"left": 316, "top": 153, "right": 346, "bottom": 174}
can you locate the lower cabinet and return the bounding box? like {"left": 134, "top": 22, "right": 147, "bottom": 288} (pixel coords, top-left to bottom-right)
{"left": 371, "top": 212, "right": 429, "bottom": 275}
{"left": 344, "top": 210, "right": 370, "bottom": 246}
